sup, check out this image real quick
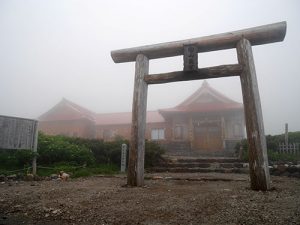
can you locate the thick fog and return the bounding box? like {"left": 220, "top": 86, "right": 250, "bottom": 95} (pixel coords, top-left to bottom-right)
{"left": 0, "top": 0, "right": 299, "bottom": 135}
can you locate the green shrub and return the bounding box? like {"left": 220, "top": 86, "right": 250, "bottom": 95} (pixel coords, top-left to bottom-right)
{"left": 145, "top": 140, "right": 165, "bottom": 168}
{"left": 0, "top": 149, "right": 34, "bottom": 169}
{"left": 1, "top": 132, "right": 165, "bottom": 175}
{"left": 37, "top": 133, "right": 95, "bottom": 166}
{"left": 235, "top": 139, "right": 248, "bottom": 161}
{"left": 64, "top": 137, "right": 109, "bottom": 164}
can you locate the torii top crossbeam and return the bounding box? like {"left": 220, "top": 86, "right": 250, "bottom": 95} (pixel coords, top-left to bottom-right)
{"left": 111, "top": 22, "right": 286, "bottom": 63}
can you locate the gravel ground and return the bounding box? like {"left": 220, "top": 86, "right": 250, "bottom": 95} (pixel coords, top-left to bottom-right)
{"left": 0, "top": 173, "right": 299, "bottom": 225}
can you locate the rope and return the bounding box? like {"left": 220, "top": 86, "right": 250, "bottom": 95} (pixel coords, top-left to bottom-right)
{"left": 1, "top": 165, "right": 86, "bottom": 174}
{"left": 0, "top": 167, "right": 31, "bottom": 174}
{"left": 37, "top": 165, "right": 86, "bottom": 170}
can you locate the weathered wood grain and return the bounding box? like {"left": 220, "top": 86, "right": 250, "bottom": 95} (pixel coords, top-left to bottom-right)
{"left": 111, "top": 21, "right": 286, "bottom": 63}
{"left": 0, "top": 115, "right": 38, "bottom": 150}
{"left": 144, "top": 64, "right": 242, "bottom": 84}
{"left": 183, "top": 45, "right": 198, "bottom": 71}
{"left": 236, "top": 39, "right": 270, "bottom": 191}
{"left": 127, "top": 54, "right": 149, "bottom": 186}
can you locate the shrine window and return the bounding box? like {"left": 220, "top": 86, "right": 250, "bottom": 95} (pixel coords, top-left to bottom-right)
{"left": 151, "top": 128, "right": 165, "bottom": 140}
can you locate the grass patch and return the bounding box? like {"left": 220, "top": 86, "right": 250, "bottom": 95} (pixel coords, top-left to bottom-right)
{"left": 72, "top": 165, "right": 118, "bottom": 178}
{"left": 268, "top": 151, "right": 300, "bottom": 162}
{"left": 0, "top": 163, "right": 119, "bottom": 178}
{"left": 36, "top": 163, "right": 119, "bottom": 178}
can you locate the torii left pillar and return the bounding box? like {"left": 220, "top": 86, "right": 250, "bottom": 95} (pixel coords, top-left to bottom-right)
{"left": 127, "top": 54, "right": 149, "bottom": 186}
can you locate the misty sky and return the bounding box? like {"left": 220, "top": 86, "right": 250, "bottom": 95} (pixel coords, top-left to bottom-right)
{"left": 0, "top": 0, "right": 299, "bottom": 135}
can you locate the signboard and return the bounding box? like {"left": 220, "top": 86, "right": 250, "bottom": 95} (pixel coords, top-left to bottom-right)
{"left": 121, "top": 143, "right": 127, "bottom": 172}
{"left": 0, "top": 115, "right": 38, "bottom": 150}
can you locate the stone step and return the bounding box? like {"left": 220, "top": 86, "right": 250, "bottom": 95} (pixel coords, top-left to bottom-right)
{"left": 148, "top": 167, "right": 248, "bottom": 173}
{"left": 151, "top": 156, "right": 248, "bottom": 174}
{"left": 162, "top": 162, "right": 245, "bottom": 169}
{"left": 164, "top": 150, "right": 236, "bottom": 158}
{"left": 172, "top": 157, "right": 242, "bottom": 164}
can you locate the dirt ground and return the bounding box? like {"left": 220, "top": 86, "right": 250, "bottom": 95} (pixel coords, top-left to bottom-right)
{"left": 0, "top": 173, "right": 299, "bottom": 225}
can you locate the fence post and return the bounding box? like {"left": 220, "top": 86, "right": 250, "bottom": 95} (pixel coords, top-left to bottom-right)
{"left": 32, "top": 122, "right": 39, "bottom": 176}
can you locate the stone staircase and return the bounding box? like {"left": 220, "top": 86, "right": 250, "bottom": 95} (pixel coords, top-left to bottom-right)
{"left": 163, "top": 141, "right": 193, "bottom": 156}
{"left": 149, "top": 156, "right": 249, "bottom": 173}
{"left": 162, "top": 141, "right": 237, "bottom": 157}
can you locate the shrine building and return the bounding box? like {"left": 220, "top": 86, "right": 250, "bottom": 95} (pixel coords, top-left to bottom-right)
{"left": 38, "top": 81, "right": 245, "bottom": 156}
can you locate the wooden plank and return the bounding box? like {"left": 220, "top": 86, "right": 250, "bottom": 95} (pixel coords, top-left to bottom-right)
{"left": 144, "top": 64, "right": 242, "bottom": 84}
{"left": 127, "top": 54, "right": 149, "bottom": 186}
{"left": 0, "top": 115, "right": 38, "bottom": 150}
{"left": 183, "top": 45, "right": 198, "bottom": 71}
{"left": 236, "top": 38, "right": 270, "bottom": 191}
{"left": 111, "top": 21, "right": 286, "bottom": 63}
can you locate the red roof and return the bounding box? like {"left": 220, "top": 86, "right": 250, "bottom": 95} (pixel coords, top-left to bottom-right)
{"left": 39, "top": 81, "right": 242, "bottom": 125}
{"left": 39, "top": 98, "right": 95, "bottom": 122}
{"left": 160, "top": 81, "right": 243, "bottom": 114}
{"left": 95, "top": 111, "right": 165, "bottom": 125}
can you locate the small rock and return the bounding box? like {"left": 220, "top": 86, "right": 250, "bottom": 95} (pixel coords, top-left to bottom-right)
{"left": 281, "top": 171, "right": 290, "bottom": 177}
{"left": 50, "top": 174, "right": 59, "bottom": 180}
{"left": 52, "top": 209, "right": 62, "bottom": 215}
{"left": 152, "top": 176, "right": 163, "bottom": 180}
{"left": 0, "top": 174, "right": 6, "bottom": 182}
{"left": 43, "top": 207, "right": 51, "bottom": 212}
{"left": 272, "top": 169, "right": 281, "bottom": 176}
{"left": 24, "top": 174, "right": 34, "bottom": 181}
{"left": 287, "top": 167, "right": 298, "bottom": 173}
{"left": 277, "top": 164, "right": 287, "bottom": 172}
{"left": 243, "top": 163, "right": 249, "bottom": 168}
{"left": 7, "top": 174, "right": 17, "bottom": 180}
{"left": 291, "top": 172, "right": 300, "bottom": 178}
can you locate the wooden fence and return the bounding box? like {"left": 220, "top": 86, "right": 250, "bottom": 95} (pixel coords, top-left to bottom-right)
{"left": 278, "top": 143, "right": 299, "bottom": 154}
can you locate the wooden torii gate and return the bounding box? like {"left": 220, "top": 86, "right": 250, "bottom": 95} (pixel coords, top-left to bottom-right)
{"left": 111, "top": 22, "right": 286, "bottom": 191}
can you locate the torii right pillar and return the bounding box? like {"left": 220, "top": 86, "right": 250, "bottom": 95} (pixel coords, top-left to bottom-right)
{"left": 237, "top": 38, "right": 270, "bottom": 191}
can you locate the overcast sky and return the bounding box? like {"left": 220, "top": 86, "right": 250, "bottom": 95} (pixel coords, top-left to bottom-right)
{"left": 0, "top": 0, "right": 299, "bottom": 135}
